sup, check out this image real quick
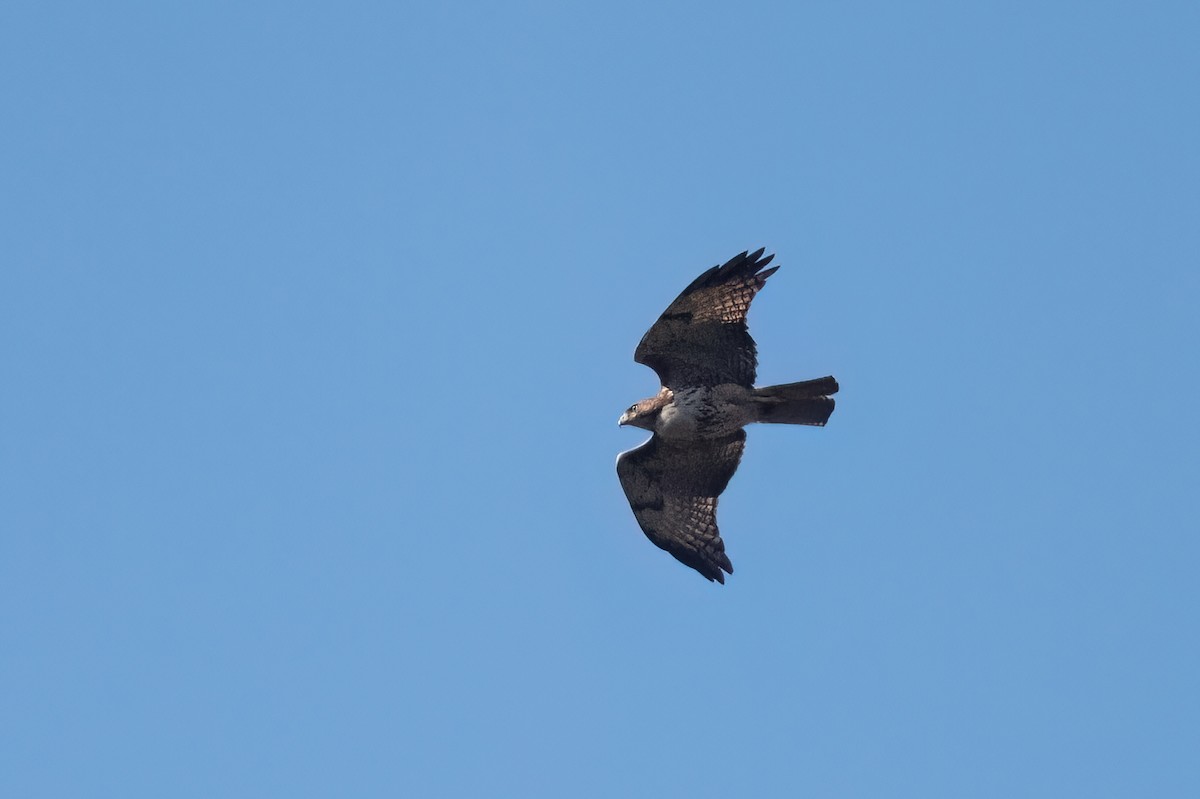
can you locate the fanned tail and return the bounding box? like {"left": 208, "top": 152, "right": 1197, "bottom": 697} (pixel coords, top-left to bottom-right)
{"left": 752, "top": 377, "right": 838, "bottom": 426}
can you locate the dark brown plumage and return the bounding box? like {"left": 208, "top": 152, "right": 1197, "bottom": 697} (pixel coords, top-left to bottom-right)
{"left": 617, "top": 249, "right": 838, "bottom": 583}
{"left": 633, "top": 251, "right": 778, "bottom": 388}
{"left": 617, "top": 431, "right": 744, "bottom": 582}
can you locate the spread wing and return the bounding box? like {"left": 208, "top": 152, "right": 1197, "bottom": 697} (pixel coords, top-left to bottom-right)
{"left": 634, "top": 248, "right": 779, "bottom": 388}
{"left": 616, "top": 431, "right": 746, "bottom": 583}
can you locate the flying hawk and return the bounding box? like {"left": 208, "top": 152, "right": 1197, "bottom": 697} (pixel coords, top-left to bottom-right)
{"left": 617, "top": 248, "right": 838, "bottom": 583}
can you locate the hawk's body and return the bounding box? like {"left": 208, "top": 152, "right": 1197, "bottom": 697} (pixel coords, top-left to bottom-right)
{"left": 653, "top": 385, "right": 750, "bottom": 441}
{"left": 617, "top": 249, "right": 838, "bottom": 583}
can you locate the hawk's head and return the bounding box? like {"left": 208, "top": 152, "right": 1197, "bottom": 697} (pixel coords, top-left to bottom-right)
{"left": 618, "top": 389, "right": 673, "bottom": 430}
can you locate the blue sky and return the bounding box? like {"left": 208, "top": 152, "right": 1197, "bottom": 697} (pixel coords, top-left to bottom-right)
{"left": 3, "top": 2, "right": 1198, "bottom": 796}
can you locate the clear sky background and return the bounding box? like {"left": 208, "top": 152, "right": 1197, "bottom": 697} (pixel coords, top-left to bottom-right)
{"left": 3, "top": 2, "right": 1198, "bottom": 797}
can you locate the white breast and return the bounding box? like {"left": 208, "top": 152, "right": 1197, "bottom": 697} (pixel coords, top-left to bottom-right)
{"left": 654, "top": 387, "right": 708, "bottom": 440}
{"left": 655, "top": 384, "right": 754, "bottom": 440}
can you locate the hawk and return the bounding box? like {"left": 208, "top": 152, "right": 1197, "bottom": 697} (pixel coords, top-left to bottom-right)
{"left": 617, "top": 248, "right": 838, "bottom": 583}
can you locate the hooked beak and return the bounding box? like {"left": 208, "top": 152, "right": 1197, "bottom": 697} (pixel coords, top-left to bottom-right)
{"left": 618, "top": 411, "right": 631, "bottom": 427}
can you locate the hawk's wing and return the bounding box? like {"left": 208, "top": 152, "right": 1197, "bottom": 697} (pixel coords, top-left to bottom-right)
{"left": 634, "top": 249, "right": 779, "bottom": 388}
{"left": 616, "top": 431, "right": 746, "bottom": 583}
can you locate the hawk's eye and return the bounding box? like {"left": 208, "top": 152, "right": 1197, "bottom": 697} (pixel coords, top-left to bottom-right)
{"left": 628, "top": 405, "right": 638, "bottom": 415}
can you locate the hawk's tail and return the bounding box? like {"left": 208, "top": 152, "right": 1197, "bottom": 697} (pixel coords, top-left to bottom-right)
{"left": 752, "top": 377, "right": 838, "bottom": 426}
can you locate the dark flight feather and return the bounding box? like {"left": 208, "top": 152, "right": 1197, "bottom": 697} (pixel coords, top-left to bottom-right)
{"left": 617, "top": 432, "right": 745, "bottom": 583}
{"left": 634, "top": 248, "right": 778, "bottom": 388}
